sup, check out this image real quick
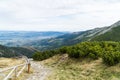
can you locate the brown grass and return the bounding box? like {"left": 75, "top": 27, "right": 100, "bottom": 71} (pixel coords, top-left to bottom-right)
{"left": 11, "top": 67, "right": 34, "bottom": 80}
{"left": 0, "top": 58, "right": 24, "bottom": 68}
{"left": 42, "top": 54, "right": 120, "bottom": 80}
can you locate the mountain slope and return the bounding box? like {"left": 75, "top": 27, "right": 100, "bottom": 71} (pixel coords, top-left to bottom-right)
{"left": 2, "top": 21, "right": 118, "bottom": 51}
{"left": 25, "top": 20, "right": 120, "bottom": 50}
{"left": 0, "top": 45, "right": 37, "bottom": 58}
{"left": 24, "top": 27, "right": 110, "bottom": 50}
{"left": 92, "top": 22, "right": 120, "bottom": 41}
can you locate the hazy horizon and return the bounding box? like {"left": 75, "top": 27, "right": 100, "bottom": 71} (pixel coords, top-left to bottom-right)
{"left": 0, "top": 0, "right": 120, "bottom": 31}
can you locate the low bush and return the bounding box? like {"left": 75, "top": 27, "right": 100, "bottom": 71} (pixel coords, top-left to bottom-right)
{"left": 102, "top": 51, "right": 120, "bottom": 66}
{"left": 33, "top": 41, "right": 120, "bottom": 66}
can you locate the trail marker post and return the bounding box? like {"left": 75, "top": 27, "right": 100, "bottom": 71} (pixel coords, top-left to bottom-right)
{"left": 28, "top": 63, "right": 31, "bottom": 73}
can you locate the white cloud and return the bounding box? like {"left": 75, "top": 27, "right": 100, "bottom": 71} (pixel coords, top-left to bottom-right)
{"left": 0, "top": 0, "right": 120, "bottom": 31}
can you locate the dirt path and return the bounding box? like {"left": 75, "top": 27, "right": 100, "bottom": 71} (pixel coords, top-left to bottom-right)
{"left": 26, "top": 60, "right": 51, "bottom": 80}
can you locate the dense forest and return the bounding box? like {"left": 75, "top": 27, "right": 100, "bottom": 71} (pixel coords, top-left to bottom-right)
{"left": 33, "top": 41, "right": 120, "bottom": 66}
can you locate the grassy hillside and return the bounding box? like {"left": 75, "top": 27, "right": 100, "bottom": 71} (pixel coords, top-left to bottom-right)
{"left": 42, "top": 54, "right": 120, "bottom": 80}
{"left": 92, "top": 25, "right": 120, "bottom": 41}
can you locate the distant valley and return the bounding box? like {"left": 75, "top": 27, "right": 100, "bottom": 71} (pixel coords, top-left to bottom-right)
{"left": 0, "top": 31, "right": 67, "bottom": 46}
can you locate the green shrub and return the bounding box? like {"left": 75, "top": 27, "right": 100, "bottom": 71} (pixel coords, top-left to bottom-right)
{"left": 88, "top": 45, "right": 102, "bottom": 59}
{"left": 33, "top": 52, "right": 43, "bottom": 61}
{"left": 59, "top": 46, "right": 70, "bottom": 54}
{"left": 33, "top": 41, "right": 120, "bottom": 66}
{"left": 102, "top": 51, "right": 120, "bottom": 66}
{"left": 68, "top": 49, "right": 80, "bottom": 58}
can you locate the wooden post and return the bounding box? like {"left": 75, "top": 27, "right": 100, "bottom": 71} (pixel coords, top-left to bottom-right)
{"left": 14, "top": 67, "right": 17, "bottom": 80}
{"left": 28, "top": 63, "right": 31, "bottom": 73}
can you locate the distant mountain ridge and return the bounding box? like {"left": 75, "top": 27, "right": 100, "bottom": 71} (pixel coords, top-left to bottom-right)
{"left": 92, "top": 21, "right": 120, "bottom": 41}
{"left": 24, "top": 20, "right": 120, "bottom": 50}
{"left": 0, "top": 21, "right": 120, "bottom": 51}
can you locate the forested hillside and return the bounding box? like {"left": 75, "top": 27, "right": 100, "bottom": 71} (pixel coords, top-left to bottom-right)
{"left": 0, "top": 45, "right": 37, "bottom": 58}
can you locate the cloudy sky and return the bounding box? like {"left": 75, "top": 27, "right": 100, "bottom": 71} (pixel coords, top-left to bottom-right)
{"left": 0, "top": 0, "right": 120, "bottom": 31}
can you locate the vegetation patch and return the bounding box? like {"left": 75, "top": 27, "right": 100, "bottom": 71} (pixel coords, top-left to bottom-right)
{"left": 33, "top": 41, "right": 120, "bottom": 66}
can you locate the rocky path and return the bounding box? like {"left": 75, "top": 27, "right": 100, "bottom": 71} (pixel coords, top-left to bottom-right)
{"left": 26, "top": 60, "right": 51, "bottom": 80}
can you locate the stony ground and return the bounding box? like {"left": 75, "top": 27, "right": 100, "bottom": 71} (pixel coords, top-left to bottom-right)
{"left": 26, "top": 60, "right": 51, "bottom": 80}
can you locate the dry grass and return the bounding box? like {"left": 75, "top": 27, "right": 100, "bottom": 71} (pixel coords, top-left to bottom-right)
{"left": 0, "top": 57, "right": 32, "bottom": 80}
{"left": 11, "top": 67, "right": 34, "bottom": 80}
{"left": 0, "top": 58, "right": 24, "bottom": 68}
{"left": 43, "top": 54, "right": 120, "bottom": 80}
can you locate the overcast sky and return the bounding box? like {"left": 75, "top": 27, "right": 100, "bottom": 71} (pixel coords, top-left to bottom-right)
{"left": 0, "top": 0, "right": 120, "bottom": 32}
